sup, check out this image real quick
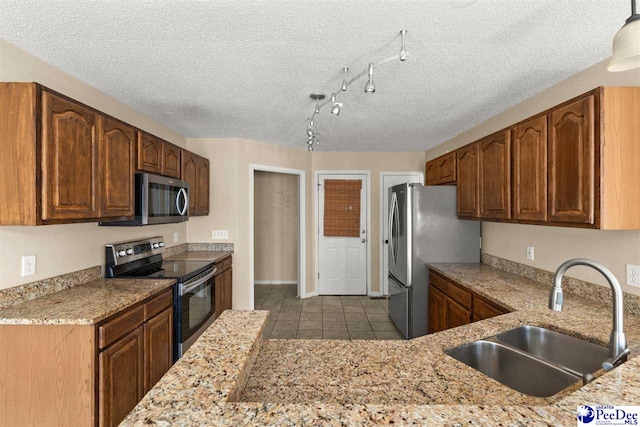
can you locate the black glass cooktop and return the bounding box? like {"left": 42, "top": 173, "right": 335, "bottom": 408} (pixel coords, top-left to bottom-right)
{"left": 145, "top": 260, "right": 213, "bottom": 280}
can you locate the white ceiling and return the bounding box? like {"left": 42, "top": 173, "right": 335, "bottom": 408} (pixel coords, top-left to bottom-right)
{"left": 0, "top": 1, "right": 630, "bottom": 151}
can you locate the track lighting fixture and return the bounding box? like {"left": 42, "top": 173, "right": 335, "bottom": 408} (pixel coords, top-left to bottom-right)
{"left": 341, "top": 68, "right": 349, "bottom": 91}
{"left": 330, "top": 94, "right": 342, "bottom": 116}
{"left": 609, "top": 0, "right": 640, "bottom": 71}
{"left": 304, "top": 30, "right": 408, "bottom": 151}
{"left": 364, "top": 63, "right": 376, "bottom": 94}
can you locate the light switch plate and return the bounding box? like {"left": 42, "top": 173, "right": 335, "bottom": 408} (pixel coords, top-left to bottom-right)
{"left": 627, "top": 264, "right": 640, "bottom": 287}
{"left": 173, "top": 232, "right": 179, "bottom": 243}
{"left": 212, "top": 230, "right": 229, "bottom": 240}
{"left": 21, "top": 255, "right": 36, "bottom": 277}
{"left": 526, "top": 246, "right": 535, "bottom": 261}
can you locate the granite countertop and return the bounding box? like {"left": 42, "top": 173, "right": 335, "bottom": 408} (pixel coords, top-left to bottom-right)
{"left": 167, "top": 250, "right": 233, "bottom": 263}
{"left": 0, "top": 278, "right": 175, "bottom": 325}
{"left": 121, "top": 264, "right": 640, "bottom": 425}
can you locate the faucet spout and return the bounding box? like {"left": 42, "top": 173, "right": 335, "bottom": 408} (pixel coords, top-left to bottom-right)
{"left": 549, "top": 258, "right": 627, "bottom": 359}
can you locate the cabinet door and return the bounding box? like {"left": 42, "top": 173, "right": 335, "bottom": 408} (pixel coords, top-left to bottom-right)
{"left": 137, "top": 131, "right": 163, "bottom": 174}
{"left": 181, "top": 151, "right": 198, "bottom": 214}
{"left": 446, "top": 297, "right": 471, "bottom": 329}
{"left": 144, "top": 307, "right": 173, "bottom": 393}
{"left": 224, "top": 268, "right": 233, "bottom": 310}
{"left": 548, "top": 95, "right": 595, "bottom": 224}
{"left": 513, "top": 117, "right": 547, "bottom": 221}
{"left": 479, "top": 130, "right": 511, "bottom": 219}
{"left": 41, "top": 91, "right": 100, "bottom": 221}
{"left": 99, "top": 326, "right": 144, "bottom": 427}
{"left": 437, "top": 152, "right": 457, "bottom": 184}
{"left": 456, "top": 142, "right": 480, "bottom": 218}
{"left": 99, "top": 116, "right": 135, "bottom": 218}
{"left": 162, "top": 143, "right": 181, "bottom": 178}
{"left": 428, "top": 284, "right": 446, "bottom": 333}
{"left": 425, "top": 160, "right": 439, "bottom": 185}
{"left": 473, "top": 296, "right": 506, "bottom": 322}
{"left": 195, "top": 156, "right": 210, "bottom": 215}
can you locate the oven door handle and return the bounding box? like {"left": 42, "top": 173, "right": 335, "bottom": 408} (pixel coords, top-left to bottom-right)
{"left": 179, "top": 268, "right": 217, "bottom": 296}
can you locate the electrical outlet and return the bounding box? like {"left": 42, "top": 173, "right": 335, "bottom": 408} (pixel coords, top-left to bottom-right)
{"left": 212, "top": 230, "right": 229, "bottom": 240}
{"left": 173, "top": 232, "right": 179, "bottom": 243}
{"left": 21, "top": 255, "right": 36, "bottom": 277}
{"left": 526, "top": 246, "right": 535, "bottom": 261}
{"left": 627, "top": 264, "right": 640, "bottom": 287}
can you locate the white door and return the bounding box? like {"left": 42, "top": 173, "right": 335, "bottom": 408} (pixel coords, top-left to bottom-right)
{"left": 381, "top": 173, "right": 423, "bottom": 296}
{"left": 318, "top": 174, "right": 367, "bottom": 295}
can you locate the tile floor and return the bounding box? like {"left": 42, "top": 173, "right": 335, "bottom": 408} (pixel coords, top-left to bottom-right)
{"left": 254, "top": 284, "right": 404, "bottom": 340}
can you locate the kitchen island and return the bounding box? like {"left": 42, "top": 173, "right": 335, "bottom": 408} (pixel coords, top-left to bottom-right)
{"left": 122, "top": 263, "right": 640, "bottom": 425}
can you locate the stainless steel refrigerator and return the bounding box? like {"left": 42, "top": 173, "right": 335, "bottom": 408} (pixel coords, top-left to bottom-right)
{"left": 387, "top": 184, "right": 480, "bottom": 339}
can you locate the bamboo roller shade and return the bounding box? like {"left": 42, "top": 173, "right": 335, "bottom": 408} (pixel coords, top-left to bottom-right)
{"left": 324, "top": 179, "right": 362, "bottom": 237}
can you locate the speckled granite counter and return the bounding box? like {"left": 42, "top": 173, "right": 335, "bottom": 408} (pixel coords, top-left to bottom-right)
{"left": 121, "top": 264, "right": 640, "bottom": 425}
{"left": 0, "top": 278, "right": 175, "bottom": 325}
{"left": 167, "top": 250, "right": 233, "bottom": 263}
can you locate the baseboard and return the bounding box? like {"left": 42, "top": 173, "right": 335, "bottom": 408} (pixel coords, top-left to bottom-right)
{"left": 254, "top": 280, "right": 298, "bottom": 285}
{"left": 302, "top": 292, "right": 318, "bottom": 298}
{"left": 368, "top": 291, "right": 384, "bottom": 298}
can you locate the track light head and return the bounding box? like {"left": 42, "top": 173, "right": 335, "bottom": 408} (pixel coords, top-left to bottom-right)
{"left": 400, "top": 30, "right": 407, "bottom": 61}
{"left": 306, "top": 128, "right": 314, "bottom": 137}
{"left": 364, "top": 63, "right": 375, "bottom": 94}
{"left": 331, "top": 103, "right": 341, "bottom": 115}
{"left": 341, "top": 68, "right": 349, "bottom": 91}
{"left": 308, "top": 145, "right": 314, "bottom": 152}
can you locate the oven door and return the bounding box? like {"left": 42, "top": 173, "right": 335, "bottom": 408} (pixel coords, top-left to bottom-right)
{"left": 141, "top": 173, "right": 189, "bottom": 225}
{"left": 176, "top": 268, "right": 216, "bottom": 358}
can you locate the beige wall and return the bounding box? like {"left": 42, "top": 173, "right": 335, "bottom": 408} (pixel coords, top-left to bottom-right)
{"left": 186, "top": 139, "right": 313, "bottom": 309}
{"left": 425, "top": 59, "right": 640, "bottom": 296}
{"left": 253, "top": 171, "right": 299, "bottom": 283}
{"left": 0, "top": 41, "right": 188, "bottom": 290}
{"left": 186, "top": 142, "right": 425, "bottom": 308}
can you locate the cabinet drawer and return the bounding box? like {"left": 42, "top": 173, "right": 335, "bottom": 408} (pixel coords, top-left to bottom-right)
{"left": 429, "top": 272, "right": 472, "bottom": 309}
{"left": 99, "top": 305, "right": 145, "bottom": 349}
{"left": 216, "top": 256, "right": 232, "bottom": 274}
{"left": 473, "top": 295, "right": 507, "bottom": 321}
{"left": 144, "top": 288, "right": 173, "bottom": 321}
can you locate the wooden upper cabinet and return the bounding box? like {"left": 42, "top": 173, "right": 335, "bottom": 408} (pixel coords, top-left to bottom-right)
{"left": 162, "top": 143, "right": 181, "bottom": 178}
{"left": 99, "top": 116, "right": 135, "bottom": 219}
{"left": 195, "top": 156, "right": 210, "bottom": 215}
{"left": 479, "top": 129, "right": 511, "bottom": 219}
{"left": 137, "top": 131, "right": 163, "bottom": 174}
{"left": 548, "top": 95, "right": 595, "bottom": 224}
{"left": 437, "top": 152, "right": 457, "bottom": 184}
{"left": 513, "top": 116, "right": 548, "bottom": 221}
{"left": 425, "top": 160, "right": 439, "bottom": 185}
{"left": 425, "top": 152, "right": 457, "bottom": 185}
{"left": 456, "top": 142, "right": 480, "bottom": 218}
{"left": 41, "top": 90, "right": 100, "bottom": 221}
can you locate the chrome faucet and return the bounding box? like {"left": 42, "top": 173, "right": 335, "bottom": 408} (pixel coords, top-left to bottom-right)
{"left": 549, "top": 258, "right": 629, "bottom": 370}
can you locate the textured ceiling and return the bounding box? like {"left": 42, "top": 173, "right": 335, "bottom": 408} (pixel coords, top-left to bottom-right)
{"left": 0, "top": 1, "right": 630, "bottom": 151}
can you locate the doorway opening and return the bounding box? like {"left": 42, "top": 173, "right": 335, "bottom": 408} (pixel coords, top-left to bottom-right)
{"left": 249, "top": 165, "right": 306, "bottom": 311}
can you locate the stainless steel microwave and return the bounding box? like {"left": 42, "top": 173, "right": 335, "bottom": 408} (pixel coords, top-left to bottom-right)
{"left": 101, "top": 173, "right": 189, "bottom": 226}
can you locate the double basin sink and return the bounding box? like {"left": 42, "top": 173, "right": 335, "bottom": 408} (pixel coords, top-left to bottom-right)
{"left": 446, "top": 325, "right": 609, "bottom": 397}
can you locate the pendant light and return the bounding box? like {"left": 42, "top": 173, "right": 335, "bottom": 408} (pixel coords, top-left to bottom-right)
{"left": 608, "top": 0, "right": 640, "bottom": 72}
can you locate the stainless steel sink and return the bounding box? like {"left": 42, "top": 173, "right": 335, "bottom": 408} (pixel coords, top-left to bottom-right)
{"left": 446, "top": 340, "right": 581, "bottom": 397}
{"left": 496, "top": 326, "right": 609, "bottom": 375}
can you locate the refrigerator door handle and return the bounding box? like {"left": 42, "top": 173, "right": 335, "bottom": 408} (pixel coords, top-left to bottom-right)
{"left": 393, "top": 195, "right": 400, "bottom": 266}
{"left": 388, "top": 192, "right": 397, "bottom": 270}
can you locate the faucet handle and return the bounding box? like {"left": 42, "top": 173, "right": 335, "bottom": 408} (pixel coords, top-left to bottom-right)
{"left": 602, "top": 347, "right": 630, "bottom": 371}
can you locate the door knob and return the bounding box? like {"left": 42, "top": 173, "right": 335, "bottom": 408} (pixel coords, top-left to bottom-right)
{"left": 361, "top": 238, "right": 366, "bottom": 243}
{"left": 384, "top": 239, "right": 389, "bottom": 244}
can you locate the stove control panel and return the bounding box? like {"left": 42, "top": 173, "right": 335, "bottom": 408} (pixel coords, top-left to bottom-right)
{"left": 106, "top": 236, "right": 166, "bottom": 266}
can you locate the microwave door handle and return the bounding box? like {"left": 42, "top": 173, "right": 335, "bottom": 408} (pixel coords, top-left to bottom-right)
{"left": 179, "top": 269, "right": 217, "bottom": 295}
{"left": 177, "top": 188, "right": 188, "bottom": 215}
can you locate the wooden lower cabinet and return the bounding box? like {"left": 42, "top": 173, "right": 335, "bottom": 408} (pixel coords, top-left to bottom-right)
{"left": 0, "top": 288, "right": 174, "bottom": 426}
{"left": 99, "top": 326, "right": 145, "bottom": 427}
{"left": 428, "top": 270, "right": 508, "bottom": 333}
{"left": 144, "top": 307, "right": 173, "bottom": 393}
{"left": 215, "top": 260, "right": 233, "bottom": 317}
